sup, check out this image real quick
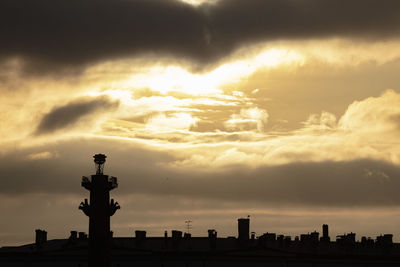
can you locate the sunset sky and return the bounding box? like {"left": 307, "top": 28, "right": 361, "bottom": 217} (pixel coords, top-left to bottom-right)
{"left": 2, "top": 0, "right": 400, "bottom": 246}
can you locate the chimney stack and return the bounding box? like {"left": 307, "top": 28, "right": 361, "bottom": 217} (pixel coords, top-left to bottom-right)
{"left": 69, "top": 231, "right": 77, "bottom": 240}
{"left": 35, "top": 229, "right": 47, "bottom": 247}
{"left": 208, "top": 229, "right": 217, "bottom": 250}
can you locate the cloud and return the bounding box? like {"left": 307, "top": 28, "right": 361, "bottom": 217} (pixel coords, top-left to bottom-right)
{"left": 35, "top": 97, "right": 119, "bottom": 135}
{"left": 145, "top": 112, "right": 199, "bottom": 132}
{"left": 1, "top": 0, "right": 400, "bottom": 73}
{"left": 156, "top": 89, "right": 400, "bottom": 168}
{"left": 26, "top": 151, "right": 57, "bottom": 160}
{"left": 76, "top": 89, "right": 400, "bottom": 170}
{"left": 303, "top": 111, "right": 337, "bottom": 130}
{"left": 1, "top": 138, "right": 400, "bottom": 207}
{"left": 338, "top": 89, "right": 400, "bottom": 132}
{"left": 224, "top": 107, "right": 268, "bottom": 132}
{"left": 2, "top": 139, "right": 400, "bottom": 246}
{"left": 180, "top": 0, "right": 218, "bottom": 6}
{"left": 3, "top": 88, "right": 400, "bottom": 244}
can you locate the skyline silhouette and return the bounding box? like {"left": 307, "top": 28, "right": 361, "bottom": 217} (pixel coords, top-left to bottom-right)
{"left": 2, "top": 0, "right": 400, "bottom": 260}
{"left": 1, "top": 154, "right": 400, "bottom": 266}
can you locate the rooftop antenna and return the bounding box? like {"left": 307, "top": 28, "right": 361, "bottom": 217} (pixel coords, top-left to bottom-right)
{"left": 93, "top": 154, "right": 106, "bottom": 175}
{"left": 185, "top": 220, "right": 193, "bottom": 234}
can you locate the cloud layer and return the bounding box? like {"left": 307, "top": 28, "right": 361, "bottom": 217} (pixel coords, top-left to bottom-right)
{"left": 1, "top": 0, "right": 400, "bottom": 72}
{"left": 2, "top": 137, "right": 400, "bottom": 208}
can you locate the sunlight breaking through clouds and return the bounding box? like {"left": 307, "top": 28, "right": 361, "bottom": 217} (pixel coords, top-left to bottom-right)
{"left": 3, "top": 41, "right": 400, "bottom": 167}
{"left": 121, "top": 49, "right": 304, "bottom": 96}
{"left": 179, "top": 0, "right": 219, "bottom": 6}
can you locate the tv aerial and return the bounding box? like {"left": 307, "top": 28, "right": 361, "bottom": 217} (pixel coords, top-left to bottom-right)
{"left": 185, "top": 220, "right": 193, "bottom": 234}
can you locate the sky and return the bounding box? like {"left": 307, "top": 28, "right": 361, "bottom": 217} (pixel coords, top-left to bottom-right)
{"left": 1, "top": 0, "right": 400, "bottom": 246}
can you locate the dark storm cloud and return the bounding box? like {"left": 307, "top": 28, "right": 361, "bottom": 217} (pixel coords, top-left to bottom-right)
{"left": 1, "top": 139, "right": 400, "bottom": 206}
{"left": 35, "top": 97, "right": 119, "bottom": 134}
{"left": 1, "top": 0, "right": 400, "bottom": 73}
{"left": 135, "top": 160, "right": 400, "bottom": 206}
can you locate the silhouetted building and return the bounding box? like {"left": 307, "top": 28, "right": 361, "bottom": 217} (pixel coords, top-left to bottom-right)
{"left": 277, "top": 235, "right": 285, "bottom": 247}
{"left": 4, "top": 217, "right": 400, "bottom": 266}
{"left": 258, "top": 232, "right": 276, "bottom": 248}
{"left": 361, "top": 236, "right": 375, "bottom": 247}
{"left": 238, "top": 217, "right": 250, "bottom": 240}
{"left": 300, "top": 234, "right": 309, "bottom": 243}
{"left": 337, "top": 232, "right": 356, "bottom": 248}
{"left": 321, "top": 224, "right": 330, "bottom": 242}
{"left": 79, "top": 154, "right": 120, "bottom": 267}
{"left": 376, "top": 234, "right": 393, "bottom": 249}
{"left": 310, "top": 231, "right": 319, "bottom": 243}
{"left": 284, "top": 236, "right": 291, "bottom": 246}
{"left": 323, "top": 224, "right": 328, "bottom": 237}
{"left": 261, "top": 233, "right": 276, "bottom": 242}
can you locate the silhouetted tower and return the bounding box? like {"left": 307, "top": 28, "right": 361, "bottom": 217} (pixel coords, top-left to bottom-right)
{"left": 79, "top": 154, "right": 120, "bottom": 267}
{"left": 323, "top": 224, "right": 328, "bottom": 238}
{"left": 238, "top": 217, "right": 250, "bottom": 240}
{"left": 321, "top": 224, "right": 330, "bottom": 242}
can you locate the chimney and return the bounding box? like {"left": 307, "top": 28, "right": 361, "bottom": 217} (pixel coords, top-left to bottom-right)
{"left": 172, "top": 230, "right": 182, "bottom": 240}
{"left": 134, "top": 230, "right": 146, "bottom": 247}
{"left": 135, "top": 230, "right": 146, "bottom": 241}
{"left": 208, "top": 229, "right": 217, "bottom": 238}
{"left": 35, "top": 229, "right": 47, "bottom": 246}
{"left": 171, "top": 230, "right": 182, "bottom": 249}
{"left": 69, "top": 231, "right": 78, "bottom": 240}
{"left": 208, "top": 229, "right": 217, "bottom": 251}
{"left": 78, "top": 232, "right": 87, "bottom": 240}
{"left": 164, "top": 230, "right": 168, "bottom": 249}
